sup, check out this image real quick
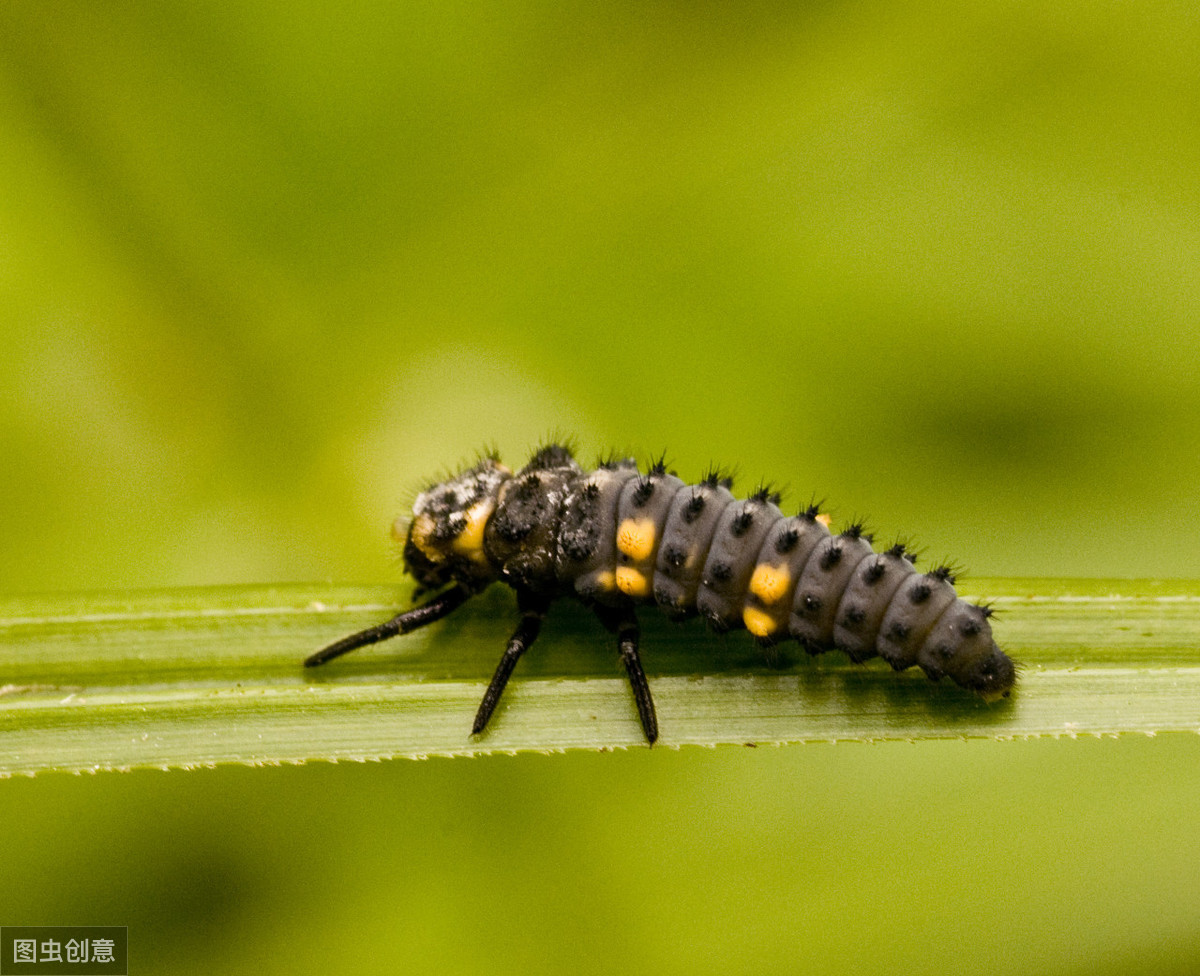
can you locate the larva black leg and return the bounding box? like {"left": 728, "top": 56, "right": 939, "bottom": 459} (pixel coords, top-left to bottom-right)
{"left": 472, "top": 591, "right": 550, "bottom": 735}
{"left": 305, "top": 584, "right": 472, "bottom": 667}
{"left": 619, "top": 621, "right": 658, "bottom": 745}
{"left": 595, "top": 604, "right": 658, "bottom": 745}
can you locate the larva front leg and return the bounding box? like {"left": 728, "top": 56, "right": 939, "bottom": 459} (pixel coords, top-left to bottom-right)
{"left": 593, "top": 602, "right": 658, "bottom": 744}
{"left": 305, "top": 584, "right": 473, "bottom": 668}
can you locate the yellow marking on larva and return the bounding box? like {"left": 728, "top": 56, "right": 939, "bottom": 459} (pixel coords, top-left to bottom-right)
{"left": 409, "top": 513, "right": 444, "bottom": 563}
{"left": 616, "top": 518, "right": 657, "bottom": 563}
{"left": 616, "top": 567, "right": 650, "bottom": 598}
{"left": 748, "top": 562, "right": 791, "bottom": 606}
{"left": 450, "top": 499, "right": 495, "bottom": 564}
{"left": 593, "top": 571, "right": 616, "bottom": 592}
{"left": 391, "top": 516, "right": 410, "bottom": 543}
{"left": 816, "top": 512, "right": 832, "bottom": 529}
{"left": 743, "top": 606, "right": 779, "bottom": 638}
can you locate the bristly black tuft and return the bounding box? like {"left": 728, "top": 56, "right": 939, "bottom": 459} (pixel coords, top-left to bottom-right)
{"left": 751, "top": 482, "right": 782, "bottom": 505}
{"left": 632, "top": 476, "right": 656, "bottom": 506}
{"left": 930, "top": 561, "right": 962, "bottom": 584}
{"left": 841, "top": 520, "right": 873, "bottom": 543}
{"left": 531, "top": 430, "right": 577, "bottom": 461}
{"left": 597, "top": 449, "right": 636, "bottom": 471}
{"left": 775, "top": 524, "right": 801, "bottom": 553}
{"left": 647, "top": 451, "right": 670, "bottom": 477}
{"left": 732, "top": 506, "right": 755, "bottom": 536}
{"left": 683, "top": 491, "right": 707, "bottom": 523}
{"left": 527, "top": 441, "right": 576, "bottom": 470}
{"left": 863, "top": 557, "right": 887, "bottom": 582}
{"left": 701, "top": 464, "right": 734, "bottom": 490}
{"left": 819, "top": 544, "right": 843, "bottom": 570}
{"left": 896, "top": 540, "right": 923, "bottom": 566}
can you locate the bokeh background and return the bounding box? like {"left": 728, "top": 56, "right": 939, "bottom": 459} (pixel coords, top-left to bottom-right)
{"left": 3, "top": 2, "right": 1199, "bottom": 973}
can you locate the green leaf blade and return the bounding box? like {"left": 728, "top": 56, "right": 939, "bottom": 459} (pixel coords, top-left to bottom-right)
{"left": 2, "top": 580, "right": 1198, "bottom": 775}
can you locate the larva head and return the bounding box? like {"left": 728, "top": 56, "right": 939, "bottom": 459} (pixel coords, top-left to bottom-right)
{"left": 398, "top": 458, "right": 510, "bottom": 589}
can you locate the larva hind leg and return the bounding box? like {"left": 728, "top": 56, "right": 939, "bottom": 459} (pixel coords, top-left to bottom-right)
{"left": 594, "top": 603, "right": 658, "bottom": 745}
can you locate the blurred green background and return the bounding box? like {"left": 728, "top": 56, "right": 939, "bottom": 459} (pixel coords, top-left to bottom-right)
{"left": 2, "top": 2, "right": 1199, "bottom": 973}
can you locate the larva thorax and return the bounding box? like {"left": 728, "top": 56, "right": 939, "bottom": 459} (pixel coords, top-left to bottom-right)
{"left": 400, "top": 444, "right": 1015, "bottom": 701}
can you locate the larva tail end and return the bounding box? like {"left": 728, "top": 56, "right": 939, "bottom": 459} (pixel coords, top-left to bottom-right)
{"left": 965, "top": 644, "right": 1018, "bottom": 701}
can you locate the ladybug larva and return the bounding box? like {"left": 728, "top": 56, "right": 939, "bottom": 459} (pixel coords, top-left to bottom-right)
{"left": 306, "top": 444, "right": 1016, "bottom": 743}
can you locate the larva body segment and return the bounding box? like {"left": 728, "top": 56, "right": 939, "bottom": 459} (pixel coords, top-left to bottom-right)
{"left": 789, "top": 532, "right": 876, "bottom": 648}
{"left": 876, "top": 572, "right": 960, "bottom": 671}
{"left": 652, "top": 480, "right": 736, "bottom": 618}
{"left": 613, "top": 469, "right": 685, "bottom": 603}
{"left": 697, "top": 495, "right": 785, "bottom": 631}
{"left": 832, "top": 549, "right": 917, "bottom": 661}
{"left": 482, "top": 447, "right": 581, "bottom": 594}
{"left": 308, "top": 444, "right": 1016, "bottom": 744}
{"left": 557, "top": 460, "right": 640, "bottom": 601}
{"left": 741, "top": 514, "right": 831, "bottom": 640}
